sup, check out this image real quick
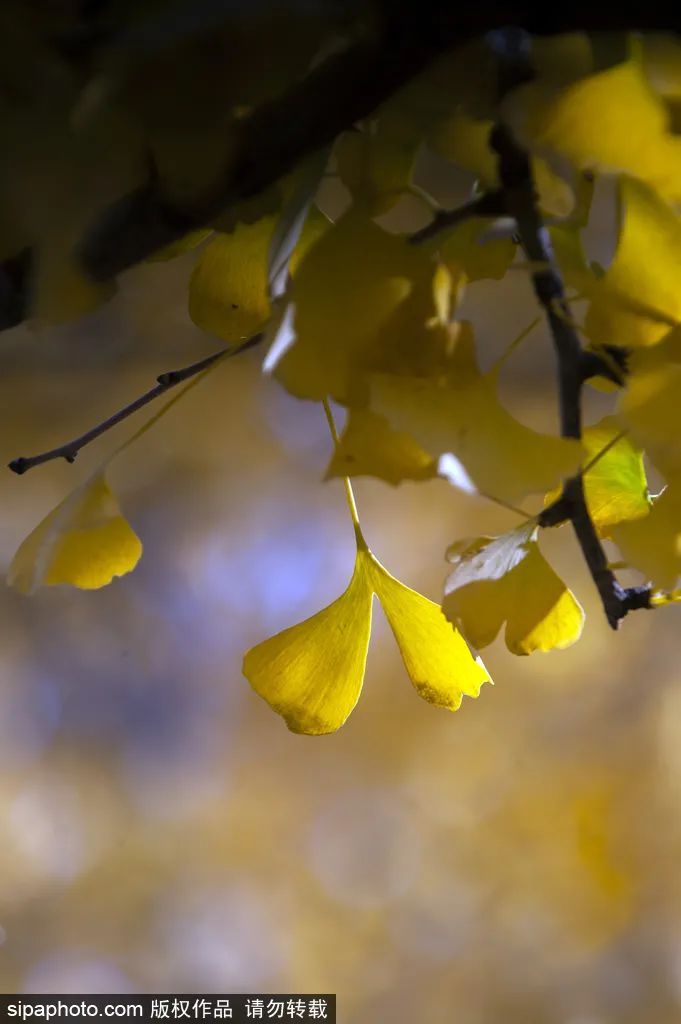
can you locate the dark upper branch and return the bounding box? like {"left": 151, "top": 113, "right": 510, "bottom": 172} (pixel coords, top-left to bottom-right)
{"left": 78, "top": 4, "right": 680, "bottom": 283}
{"left": 490, "top": 122, "right": 650, "bottom": 628}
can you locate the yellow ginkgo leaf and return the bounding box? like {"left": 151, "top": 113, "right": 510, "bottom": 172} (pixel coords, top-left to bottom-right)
{"left": 508, "top": 56, "right": 681, "bottom": 202}
{"left": 324, "top": 408, "right": 436, "bottom": 485}
{"left": 269, "top": 208, "right": 439, "bottom": 402}
{"left": 243, "top": 535, "right": 489, "bottom": 735}
{"left": 189, "top": 215, "right": 274, "bottom": 342}
{"left": 619, "top": 327, "right": 681, "bottom": 478}
{"left": 546, "top": 417, "right": 650, "bottom": 536}
{"left": 335, "top": 114, "right": 420, "bottom": 215}
{"left": 443, "top": 524, "right": 585, "bottom": 655}
{"left": 371, "top": 561, "right": 489, "bottom": 710}
{"left": 584, "top": 178, "right": 681, "bottom": 349}
{"left": 435, "top": 216, "right": 516, "bottom": 284}
{"left": 8, "top": 474, "right": 142, "bottom": 595}
{"left": 371, "top": 323, "right": 583, "bottom": 504}
{"left": 428, "top": 110, "right": 574, "bottom": 217}
{"left": 189, "top": 206, "right": 330, "bottom": 344}
{"left": 243, "top": 547, "right": 374, "bottom": 735}
{"left": 612, "top": 486, "right": 681, "bottom": 591}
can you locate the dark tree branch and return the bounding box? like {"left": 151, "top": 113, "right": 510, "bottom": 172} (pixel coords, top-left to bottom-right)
{"left": 9, "top": 182, "right": 498, "bottom": 476}
{"left": 408, "top": 191, "right": 507, "bottom": 245}
{"left": 8, "top": 333, "right": 262, "bottom": 475}
{"left": 490, "top": 123, "right": 650, "bottom": 628}
{"left": 77, "top": 4, "right": 680, "bottom": 283}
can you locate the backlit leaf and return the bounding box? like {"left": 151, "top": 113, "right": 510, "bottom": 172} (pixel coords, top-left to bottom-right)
{"left": 189, "top": 206, "right": 330, "bottom": 344}
{"left": 443, "top": 524, "right": 585, "bottom": 654}
{"left": 546, "top": 417, "right": 650, "bottom": 536}
{"left": 268, "top": 208, "right": 437, "bottom": 402}
{"left": 243, "top": 546, "right": 374, "bottom": 735}
{"left": 325, "top": 408, "right": 436, "bottom": 485}
{"left": 243, "top": 534, "right": 489, "bottom": 735}
{"left": 372, "top": 324, "right": 583, "bottom": 504}
{"left": 612, "top": 486, "right": 681, "bottom": 590}
{"left": 8, "top": 474, "right": 142, "bottom": 595}
{"left": 584, "top": 178, "right": 681, "bottom": 349}
{"left": 509, "top": 56, "right": 681, "bottom": 202}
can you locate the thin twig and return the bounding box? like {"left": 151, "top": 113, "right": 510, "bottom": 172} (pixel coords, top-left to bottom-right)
{"left": 9, "top": 182, "right": 502, "bottom": 476}
{"left": 490, "top": 123, "right": 649, "bottom": 628}
{"left": 8, "top": 334, "right": 262, "bottom": 474}
{"left": 408, "top": 191, "right": 506, "bottom": 246}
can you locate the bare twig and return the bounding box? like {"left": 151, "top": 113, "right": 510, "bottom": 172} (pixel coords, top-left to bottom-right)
{"left": 490, "top": 123, "right": 649, "bottom": 627}
{"left": 9, "top": 181, "right": 505, "bottom": 476}
{"left": 8, "top": 333, "right": 262, "bottom": 474}
{"left": 408, "top": 191, "right": 506, "bottom": 245}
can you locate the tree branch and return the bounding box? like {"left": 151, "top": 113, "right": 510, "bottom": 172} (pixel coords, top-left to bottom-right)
{"left": 9, "top": 182, "right": 500, "bottom": 476}
{"left": 8, "top": 333, "right": 262, "bottom": 475}
{"left": 408, "top": 190, "right": 507, "bottom": 245}
{"left": 490, "top": 123, "right": 650, "bottom": 628}
{"left": 77, "top": 5, "right": 680, "bottom": 283}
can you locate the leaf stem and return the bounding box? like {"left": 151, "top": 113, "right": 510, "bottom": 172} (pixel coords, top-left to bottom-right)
{"left": 322, "top": 398, "right": 365, "bottom": 543}
{"left": 489, "top": 316, "right": 542, "bottom": 373}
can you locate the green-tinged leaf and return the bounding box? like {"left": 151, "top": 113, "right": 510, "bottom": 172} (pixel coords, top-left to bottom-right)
{"left": 546, "top": 417, "right": 650, "bottom": 536}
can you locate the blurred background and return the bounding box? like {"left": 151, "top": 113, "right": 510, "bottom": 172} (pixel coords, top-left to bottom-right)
{"left": 0, "top": 156, "right": 679, "bottom": 1024}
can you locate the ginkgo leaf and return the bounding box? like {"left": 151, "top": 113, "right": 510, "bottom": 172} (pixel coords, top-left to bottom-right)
{"left": 8, "top": 474, "right": 142, "bottom": 595}
{"left": 189, "top": 206, "right": 330, "bottom": 344}
{"left": 546, "top": 417, "right": 650, "bottom": 536}
{"left": 371, "top": 324, "right": 583, "bottom": 504}
{"left": 189, "top": 215, "right": 274, "bottom": 342}
{"left": 443, "top": 524, "right": 585, "bottom": 655}
{"left": 619, "top": 326, "right": 681, "bottom": 478}
{"left": 371, "top": 561, "right": 489, "bottom": 710}
{"left": 507, "top": 55, "right": 681, "bottom": 202}
{"left": 584, "top": 178, "right": 681, "bottom": 349}
{"left": 580, "top": 419, "right": 650, "bottom": 533}
{"left": 429, "top": 110, "right": 574, "bottom": 217}
{"left": 324, "top": 408, "right": 436, "bottom": 485}
{"left": 243, "top": 535, "right": 489, "bottom": 735}
{"left": 435, "top": 217, "right": 516, "bottom": 284}
{"left": 335, "top": 114, "right": 420, "bottom": 215}
{"left": 268, "top": 208, "right": 438, "bottom": 402}
{"left": 612, "top": 486, "right": 681, "bottom": 590}
{"left": 243, "top": 547, "right": 374, "bottom": 735}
